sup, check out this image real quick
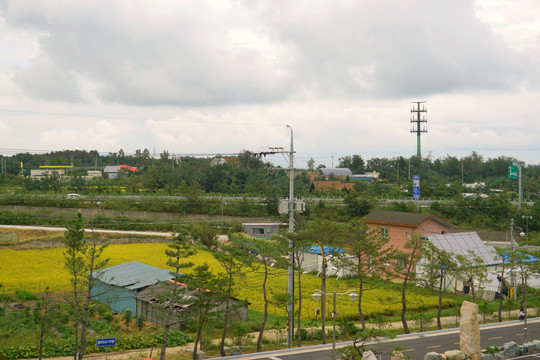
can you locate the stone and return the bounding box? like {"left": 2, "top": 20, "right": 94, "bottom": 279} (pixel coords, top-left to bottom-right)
{"left": 460, "top": 301, "right": 481, "bottom": 360}
{"left": 523, "top": 342, "right": 536, "bottom": 354}
{"left": 444, "top": 350, "right": 465, "bottom": 360}
{"left": 492, "top": 353, "right": 504, "bottom": 360}
{"left": 533, "top": 340, "right": 540, "bottom": 352}
{"left": 391, "top": 350, "right": 406, "bottom": 360}
{"left": 424, "top": 351, "right": 444, "bottom": 360}
{"left": 481, "top": 354, "right": 493, "bottom": 360}
{"left": 517, "top": 346, "right": 527, "bottom": 356}
{"left": 502, "top": 341, "right": 517, "bottom": 358}
{"left": 363, "top": 350, "right": 378, "bottom": 360}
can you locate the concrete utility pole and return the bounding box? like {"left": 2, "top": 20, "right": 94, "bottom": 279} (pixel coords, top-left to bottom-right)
{"left": 257, "top": 126, "right": 296, "bottom": 347}
{"left": 410, "top": 101, "right": 427, "bottom": 160}
{"left": 286, "top": 125, "right": 295, "bottom": 347}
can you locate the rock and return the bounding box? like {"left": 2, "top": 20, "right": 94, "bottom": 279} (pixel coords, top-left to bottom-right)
{"left": 492, "top": 353, "right": 504, "bottom": 360}
{"left": 481, "top": 354, "right": 493, "bottom": 360}
{"left": 363, "top": 350, "right": 378, "bottom": 360}
{"left": 460, "top": 301, "right": 481, "bottom": 360}
{"left": 502, "top": 341, "right": 517, "bottom": 358}
{"left": 533, "top": 340, "right": 540, "bottom": 352}
{"left": 231, "top": 349, "right": 242, "bottom": 356}
{"left": 391, "top": 350, "right": 405, "bottom": 360}
{"left": 523, "top": 342, "right": 536, "bottom": 354}
{"left": 517, "top": 346, "right": 527, "bottom": 356}
{"left": 444, "top": 350, "right": 465, "bottom": 360}
{"left": 424, "top": 351, "right": 444, "bottom": 360}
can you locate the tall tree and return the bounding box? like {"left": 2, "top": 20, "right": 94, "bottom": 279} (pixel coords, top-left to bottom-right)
{"left": 393, "top": 235, "right": 423, "bottom": 334}
{"left": 213, "top": 242, "right": 253, "bottom": 356}
{"left": 417, "top": 241, "right": 456, "bottom": 329}
{"left": 32, "top": 287, "right": 62, "bottom": 360}
{"left": 338, "top": 219, "right": 394, "bottom": 330}
{"left": 455, "top": 250, "right": 488, "bottom": 303}
{"left": 62, "top": 213, "right": 86, "bottom": 360}
{"left": 160, "top": 228, "right": 196, "bottom": 360}
{"left": 298, "top": 219, "right": 346, "bottom": 344}
{"left": 245, "top": 235, "right": 288, "bottom": 351}
{"left": 79, "top": 233, "right": 109, "bottom": 360}
{"left": 188, "top": 263, "right": 226, "bottom": 360}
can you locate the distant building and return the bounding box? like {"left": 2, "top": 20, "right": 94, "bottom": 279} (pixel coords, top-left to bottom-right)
{"left": 91, "top": 261, "right": 174, "bottom": 314}
{"left": 30, "top": 169, "right": 67, "bottom": 179}
{"left": 210, "top": 156, "right": 239, "bottom": 166}
{"left": 362, "top": 210, "right": 455, "bottom": 254}
{"left": 350, "top": 171, "right": 379, "bottom": 182}
{"left": 299, "top": 245, "right": 352, "bottom": 278}
{"left": 242, "top": 223, "right": 281, "bottom": 239}
{"left": 103, "top": 165, "right": 138, "bottom": 179}
{"left": 135, "top": 282, "right": 248, "bottom": 330}
{"left": 320, "top": 168, "right": 353, "bottom": 179}
{"left": 417, "top": 232, "right": 502, "bottom": 300}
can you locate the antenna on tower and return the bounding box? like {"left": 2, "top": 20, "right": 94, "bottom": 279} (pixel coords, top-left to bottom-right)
{"left": 410, "top": 101, "right": 427, "bottom": 161}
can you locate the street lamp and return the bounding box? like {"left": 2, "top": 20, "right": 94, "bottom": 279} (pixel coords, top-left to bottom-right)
{"left": 312, "top": 289, "right": 358, "bottom": 360}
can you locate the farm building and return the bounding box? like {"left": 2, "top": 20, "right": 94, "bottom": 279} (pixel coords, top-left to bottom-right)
{"left": 91, "top": 261, "right": 174, "bottom": 314}
{"left": 362, "top": 210, "right": 455, "bottom": 254}
{"left": 416, "top": 232, "right": 502, "bottom": 300}
{"left": 135, "top": 282, "right": 249, "bottom": 330}
{"left": 242, "top": 223, "right": 281, "bottom": 239}
{"left": 299, "top": 245, "right": 353, "bottom": 278}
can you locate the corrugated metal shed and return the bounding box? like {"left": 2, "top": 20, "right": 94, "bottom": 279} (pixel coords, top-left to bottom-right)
{"left": 95, "top": 261, "right": 174, "bottom": 290}
{"left": 427, "top": 231, "right": 500, "bottom": 266}
{"left": 320, "top": 168, "right": 353, "bottom": 176}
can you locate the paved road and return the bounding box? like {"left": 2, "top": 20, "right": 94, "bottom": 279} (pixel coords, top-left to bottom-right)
{"left": 218, "top": 318, "right": 540, "bottom": 360}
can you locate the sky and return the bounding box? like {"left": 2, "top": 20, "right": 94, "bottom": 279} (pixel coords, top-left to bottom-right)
{"left": 0, "top": 0, "right": 539, "bottom": 169}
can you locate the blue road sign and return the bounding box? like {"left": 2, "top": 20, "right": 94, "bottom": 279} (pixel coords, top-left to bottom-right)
{"left": 96, "top": 338, "right": 116, "bottom": 347}
{"left": 413, "top": 175, "right": 420, "bottom": 200}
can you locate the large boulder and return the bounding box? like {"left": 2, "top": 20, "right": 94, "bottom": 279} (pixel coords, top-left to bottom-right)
{"left": 460, "top": 301, "right": 481, "bottom": 360}
{"left": 502, "top": 341, "right": 517, "bottom": 358}
{"left": 444, "top": 350, "right": 465, "bottom": 360}
{"left": 363, "top": 350, "right": 378, "bottom": 360}
{"left": 424, "top": 352, "right": 444, "bottom": 360}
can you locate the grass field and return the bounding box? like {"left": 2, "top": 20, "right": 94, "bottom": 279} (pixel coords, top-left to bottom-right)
{"left": 0, "top": 241, "right": 455, "bottom": 321}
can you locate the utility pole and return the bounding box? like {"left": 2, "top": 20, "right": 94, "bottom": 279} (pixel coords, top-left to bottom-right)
{"left": 410, "top": 101, "right": 427, "bottom": 161}
{"left": 256, "top": 126, "right": 296, "bottom": 347}
{"left": 286, "top": 125, "right": 295, "bottom": 348}
{"left": 510, "top": 218, "right": 516, "bottom": 300}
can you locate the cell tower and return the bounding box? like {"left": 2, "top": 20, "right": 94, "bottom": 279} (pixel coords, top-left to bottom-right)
{"left": 410, "top": 101, "right": 427, "bottom": 160}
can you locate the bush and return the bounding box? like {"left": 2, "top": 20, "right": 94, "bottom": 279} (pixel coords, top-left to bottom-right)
{"left": 15, "top": 290, "right": 37, "bottom": 301}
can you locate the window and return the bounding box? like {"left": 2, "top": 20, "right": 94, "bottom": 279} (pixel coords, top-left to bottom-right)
{"left": 380, "top": 227, "right": 389, "bottom": 238}
{"left": 406, "top": 232, "right": 411, "bottom": 238}
{"left": 252, "top": 228, "right": 265, "bottom": 235}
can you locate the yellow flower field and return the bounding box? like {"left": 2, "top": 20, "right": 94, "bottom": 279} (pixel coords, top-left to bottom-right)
{"left": 0, "top": 243, "right": 453, "bottom": 320}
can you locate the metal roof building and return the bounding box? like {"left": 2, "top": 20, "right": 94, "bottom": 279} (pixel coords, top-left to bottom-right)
{"left": 320, "top": 168, "right": 353, "bottom": 177}
{"left": 427, "top": 231, "right": 500, "bottom": 266}
{"left": 91, "top": 261, "right": 174, "bottom": 314}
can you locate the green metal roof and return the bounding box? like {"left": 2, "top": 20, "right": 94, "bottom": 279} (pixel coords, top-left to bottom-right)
{"left": 94, "top": 261, "right": 174, "bottom": 291}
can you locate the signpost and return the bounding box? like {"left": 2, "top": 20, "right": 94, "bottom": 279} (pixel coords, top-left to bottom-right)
{"left": 508, "top": 162, "right": 523, "bottom": 208}
{"left": 413, "top": 175, "right": 420, "bottom": 212}
{"left": 413, "top": 175, "right": 420, "bottom": 199}
{"left": 97, "top": 338, "right": 116, "bottom": 360}
{"left": 508, "top": 165, "right": 518, "bottom": 179}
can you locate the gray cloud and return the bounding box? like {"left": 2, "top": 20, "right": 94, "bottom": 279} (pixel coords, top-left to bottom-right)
{"left": 1, "top": 0, "right": 528, "bottom": 107}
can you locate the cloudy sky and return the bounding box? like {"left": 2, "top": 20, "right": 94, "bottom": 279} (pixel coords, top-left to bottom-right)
{"left": 0, "top": 0, "right": 539, "bottom": 169}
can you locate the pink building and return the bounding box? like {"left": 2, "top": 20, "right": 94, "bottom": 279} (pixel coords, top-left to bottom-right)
{"left": 362, "top": 210, "right": 455, "bottom": 253}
